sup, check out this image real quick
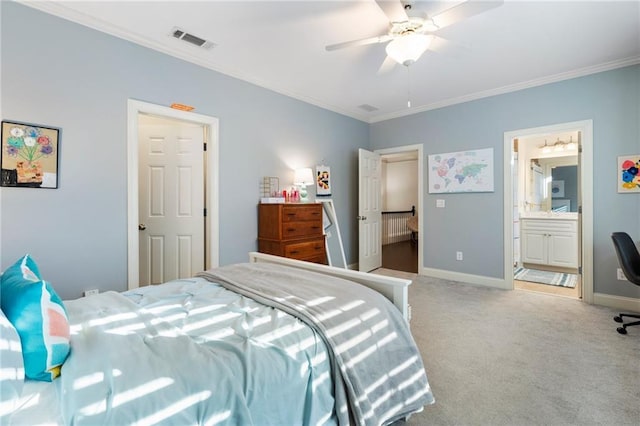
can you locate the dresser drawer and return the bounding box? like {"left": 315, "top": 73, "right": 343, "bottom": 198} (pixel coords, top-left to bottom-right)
{"left": 282, "top": 221, "right": 323, "bottom": 238}
{"left": 284, "top": 239, "right": 325, "bottom": 260}
{"left": 258, "top": 203, "right": 327, "bottom": 265}
{"left": 282, "top": 205, "right": 322, "bottom": 222}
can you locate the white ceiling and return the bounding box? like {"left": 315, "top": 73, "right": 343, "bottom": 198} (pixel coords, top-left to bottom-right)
{"left": 22, "top": 0, "right": 640, "bottom": 123}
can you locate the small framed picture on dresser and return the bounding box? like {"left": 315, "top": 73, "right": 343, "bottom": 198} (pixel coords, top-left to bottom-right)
{"left": 316, "top": 165, "right": 331, "bottom": 196}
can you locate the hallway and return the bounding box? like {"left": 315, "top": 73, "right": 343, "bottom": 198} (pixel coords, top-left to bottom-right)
{"left": 382, "top": 240, "right": 418, "bottom": 273}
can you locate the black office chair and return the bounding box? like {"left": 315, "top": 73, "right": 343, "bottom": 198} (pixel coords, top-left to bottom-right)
{"left": 611, "top": 232, "right": 640, "bottom": 334}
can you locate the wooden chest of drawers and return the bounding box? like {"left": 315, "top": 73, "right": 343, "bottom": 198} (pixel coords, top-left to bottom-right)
{"left": 258, "top": 203, "right": 326, "bottom": 264}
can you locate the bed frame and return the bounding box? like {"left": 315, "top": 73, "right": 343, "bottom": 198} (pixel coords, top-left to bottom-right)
{"left": 248, "top": 252, "right": 412, "bottom": 321}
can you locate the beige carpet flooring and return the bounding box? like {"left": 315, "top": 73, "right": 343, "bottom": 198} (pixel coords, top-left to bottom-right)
{"left": 373, "top": 269, "right": 640, "bottom": 425}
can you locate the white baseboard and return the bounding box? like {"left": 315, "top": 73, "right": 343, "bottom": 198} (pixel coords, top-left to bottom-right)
{"left": 419, "top": 267, "right": 510, "bottom": 290}
{"left": 593, "top": 292, "right": 640, "bottom": 313}
{"left": 372, "top": 263, "right": 639, "bottom": 311}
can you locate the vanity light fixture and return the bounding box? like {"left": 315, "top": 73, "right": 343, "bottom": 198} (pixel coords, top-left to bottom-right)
{"left": 553, "top": 137, "right": 565, "bottom": 152}
{"left": 565, "top": 136, "right": 577, "bottom": 151}
{"left": 541, "top": 140, "right": 552, "bottom": 154}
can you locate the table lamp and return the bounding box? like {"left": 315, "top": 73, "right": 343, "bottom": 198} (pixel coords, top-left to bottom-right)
{"left": 294, "top": 167, "right": 314, "bottom": 202}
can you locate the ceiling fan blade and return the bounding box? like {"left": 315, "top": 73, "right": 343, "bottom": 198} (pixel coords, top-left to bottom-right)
{"left": 325, "top": 35, "right": 392, "bottom": 51}
{"left": 431, "top": 0, "right": 503, "bottom": 30}
{"left": 377, "top": 55, "right": 397, "bottom": 75}
{"left": 375, "top": 0, "right": 408, "bottom": 23}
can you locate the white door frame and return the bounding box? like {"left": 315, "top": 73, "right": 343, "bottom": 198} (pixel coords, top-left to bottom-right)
{"left": 127, "top": 99, "right": 219, "bottom": 290}
{"left": 375, "top": 144, "right": 424, "bottom": 275}
{"left": 503, "top": 120, "right": 593, "bottom": 303}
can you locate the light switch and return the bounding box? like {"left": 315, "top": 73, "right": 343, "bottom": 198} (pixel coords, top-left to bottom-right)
{"left": 436, "top": 199, "right": 445, "bottom": 208}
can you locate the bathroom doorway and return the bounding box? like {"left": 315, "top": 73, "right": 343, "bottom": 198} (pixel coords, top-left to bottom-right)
{"left": 504, "top": 120, "right": 594, "bottom": 303}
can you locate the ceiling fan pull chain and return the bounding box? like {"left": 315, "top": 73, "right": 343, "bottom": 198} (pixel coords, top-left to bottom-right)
{"left": 407, "top": 65, "right": 411, "bottom": 108}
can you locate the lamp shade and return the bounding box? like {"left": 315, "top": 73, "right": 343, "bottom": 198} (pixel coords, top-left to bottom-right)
{"left": 385, "top": 34, "right": 432, "bottom": 66}
{"left": 294, "top": 168, "right": 314, "bottom": 186}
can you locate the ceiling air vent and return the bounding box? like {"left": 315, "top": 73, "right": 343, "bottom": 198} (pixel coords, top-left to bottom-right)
{"left": 170, "top": 27, "right": 215, "bottom": 49}
{"left": 358, "top": 104, "right": 379, "bottom": 112}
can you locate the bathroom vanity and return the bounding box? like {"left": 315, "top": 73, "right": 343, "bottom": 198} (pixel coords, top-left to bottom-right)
{"left": 520, "top": 213, "right": 578, "bottom": 269}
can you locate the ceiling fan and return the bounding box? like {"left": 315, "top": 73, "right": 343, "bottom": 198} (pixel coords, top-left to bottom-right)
{"left": 326, "top": 0, "right": 504, "bottom": 67}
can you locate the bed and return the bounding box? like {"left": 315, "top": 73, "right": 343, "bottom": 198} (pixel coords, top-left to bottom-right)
{"left": 1, "top": 252, "right": 434, "bottom": 425}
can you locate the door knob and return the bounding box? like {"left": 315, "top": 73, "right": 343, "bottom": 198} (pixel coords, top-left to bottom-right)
{"left": 138, "top": 224, "right": 146, "bottom": 231}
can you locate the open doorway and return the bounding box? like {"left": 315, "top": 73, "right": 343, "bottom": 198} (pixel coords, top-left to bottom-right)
{"left": 513, "top": 131, "right": 581, "bottom": 298}
{"left": 376, "top": 144, "right": 423, "bottom": 275}
{"left": 504, "top": 120, "right": 593, "bottom": 303}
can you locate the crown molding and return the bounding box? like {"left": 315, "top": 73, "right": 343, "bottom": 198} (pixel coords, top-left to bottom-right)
{"left": 17, "top": 1, "right": 371, "bottom": 123}
{"left": 369, "top": 56, "right": 640, "bottom": 123}
{"left": 17, "top": 2, "right": 640, "bottom": 125}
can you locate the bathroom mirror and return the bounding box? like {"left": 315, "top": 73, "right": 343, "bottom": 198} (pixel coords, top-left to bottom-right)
{"left": 528, "top": 155, "right": 578, "bottom": 213}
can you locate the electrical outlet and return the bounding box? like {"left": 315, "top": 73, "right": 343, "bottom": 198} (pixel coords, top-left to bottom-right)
{"left": 617, "top": 268, "right": 628, "bottom": 281}
{"left": 84, "top": 289, "right": 99, "bottom": 297}
{"left": 456, "top": 251, "right": 463, "bottom": 261}
{"left": 436, "top": 199, "right": 445, "bottom": 208}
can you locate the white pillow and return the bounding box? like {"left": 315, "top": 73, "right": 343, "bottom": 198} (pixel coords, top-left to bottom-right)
{"left": 0, "top": 308, "right": 25, "bottom": 413}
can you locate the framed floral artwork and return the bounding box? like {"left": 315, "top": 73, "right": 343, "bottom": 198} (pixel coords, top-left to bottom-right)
{"left": 1, "top": 120, "right": 60, "bottom": 188}
{"left": 316, "top": 165, "right": 331, "bottom": 197}
{"left": 618, "top": 155, "right": 640, "bottom": 193}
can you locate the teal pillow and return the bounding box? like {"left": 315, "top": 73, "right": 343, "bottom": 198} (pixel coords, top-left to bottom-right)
{"left": 1, "top": 255, "right": 70, "bottom": 381}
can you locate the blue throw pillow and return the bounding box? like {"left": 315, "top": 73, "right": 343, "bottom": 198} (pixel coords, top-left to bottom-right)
{"left": 1, "top": 255, "right": 70, "bottom": 381}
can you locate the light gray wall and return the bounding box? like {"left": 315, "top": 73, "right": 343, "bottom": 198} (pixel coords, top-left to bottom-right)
{"left": 371, "top": 65, "right": 640, "bottom": 299}
{"left": 0, "top": 3, "right": 367, "bottom": 299}
{"left": 2, "top": 3, "right": 639, "bottom": 302}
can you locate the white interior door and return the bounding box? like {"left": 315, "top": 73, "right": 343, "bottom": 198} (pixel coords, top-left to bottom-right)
{"left": 138, "top": 114, "right": 205, "bottom": 285}
{"left": 358, "top": 148, "right": 382, "bottom": 272}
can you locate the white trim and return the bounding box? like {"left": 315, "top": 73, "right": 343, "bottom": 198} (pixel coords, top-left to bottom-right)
{"left": 421, "top": 267, "right": 509, "bottom": 290}
{"left": 19, "top": 2, "right": 640, "bottom": 124}
{"left": 503, "top": 120, "right": 593, "bottom": 303}
{"left": 593, "top": 293, "right": 640, "bottom": 313}
{"left": 374, "top": 144, "right": 424, "bottom": 274}
{"left": 16, "top": 1, "right": 369, "bottom": 123}
{"left": 370, "top": 57, "right": 640, "bottom": 123}
{"left": 127, "top": 99, "right": 219, "bottom": 290}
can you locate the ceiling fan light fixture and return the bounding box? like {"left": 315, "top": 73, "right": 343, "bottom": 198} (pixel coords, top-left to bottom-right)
{"left": 385, "top": 33, "right": 432, "bottom": 66}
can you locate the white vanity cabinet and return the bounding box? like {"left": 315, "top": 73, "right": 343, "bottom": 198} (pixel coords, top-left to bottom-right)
{"left": 520, "top": 218, "right": 578, "bottom": 268}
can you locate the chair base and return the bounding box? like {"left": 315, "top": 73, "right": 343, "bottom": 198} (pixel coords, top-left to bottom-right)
{"left": 613, "top": 313, "right": 640, "bottom": 335}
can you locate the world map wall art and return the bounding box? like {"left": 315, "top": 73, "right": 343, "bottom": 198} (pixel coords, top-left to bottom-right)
{"left": 428, "top": 147, "right": 494, "bottom": 193}
{"left": 618, "top": 155, "right": 640, "bottom": 193}
{"left": 1, "top": 120, "right": 60, "bottom": 188}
